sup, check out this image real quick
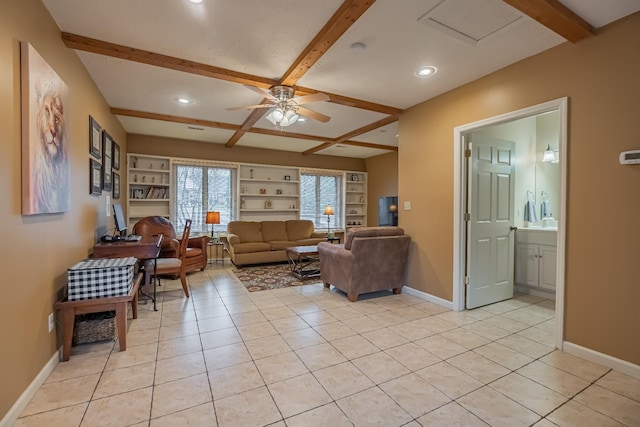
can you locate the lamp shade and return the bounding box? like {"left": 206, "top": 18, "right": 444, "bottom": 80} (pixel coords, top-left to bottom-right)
{"left": 542, "top": 145, "right": 557, "bottom": 163}
{"left": 206, "top": 211, "right": 220, "bottom": 225}
{"left": 324, "top": 204, "right": 334, "bottom": 216}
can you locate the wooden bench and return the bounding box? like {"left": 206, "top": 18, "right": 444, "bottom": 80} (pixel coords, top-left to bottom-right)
{"left": 54, "top": 272, "right": 142, "bottom": 361}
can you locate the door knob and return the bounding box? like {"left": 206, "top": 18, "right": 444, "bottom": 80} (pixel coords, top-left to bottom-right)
{"left": 510, "top": 226, "right": 518, "bottom": 231}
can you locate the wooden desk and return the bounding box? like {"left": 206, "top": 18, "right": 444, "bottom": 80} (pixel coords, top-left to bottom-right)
{"left": 55, "top": 273, "right": 142, "bottom": 362}
{"left": 93, "top": 234, "right": 163, "bottom": 259}
{"left": 93, "top": 234, "right": 163, "bottom": 310}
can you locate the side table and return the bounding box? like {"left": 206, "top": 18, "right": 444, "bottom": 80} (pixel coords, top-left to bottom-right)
{"left": 55, "top": 272, "right": 142, "bottom": 361}
{"left": 327, "top": 237, "right": 341, "bottom": 244}
{"left": 208, "top": 240, "right": 225, "bottom": 264}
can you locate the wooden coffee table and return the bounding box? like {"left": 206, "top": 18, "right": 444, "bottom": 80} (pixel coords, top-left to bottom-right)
{"left": 285, "top": 245, "right": 320, "bottom": 279}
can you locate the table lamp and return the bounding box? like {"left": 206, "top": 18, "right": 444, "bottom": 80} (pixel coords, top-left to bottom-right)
{"left": 206, "top": 211, "right": 220, "bottom": 241}
{"left": 324, "top": 204, "right": 334, "bottom": 238}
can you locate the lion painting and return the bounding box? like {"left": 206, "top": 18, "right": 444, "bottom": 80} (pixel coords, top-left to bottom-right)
{"left": 22, "top": 43, "right": 70, "bottom": 215}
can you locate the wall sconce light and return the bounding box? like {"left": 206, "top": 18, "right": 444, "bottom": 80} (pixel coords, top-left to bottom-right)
{"left": 542, "top": 144, "right": 558, "bottom": 163}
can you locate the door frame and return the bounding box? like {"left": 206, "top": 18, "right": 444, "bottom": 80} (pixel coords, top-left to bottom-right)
{"left": 452, "top": 97, "right": 568, "bottom": 350}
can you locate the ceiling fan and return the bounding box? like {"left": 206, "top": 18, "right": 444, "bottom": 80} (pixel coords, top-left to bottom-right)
{"left": 226, "top": 85, "right": 331, "bottom": 127}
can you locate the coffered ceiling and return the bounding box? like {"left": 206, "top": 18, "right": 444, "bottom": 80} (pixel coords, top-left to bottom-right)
{"left": 42, "top": 0, "right": 640, "bottom": 158}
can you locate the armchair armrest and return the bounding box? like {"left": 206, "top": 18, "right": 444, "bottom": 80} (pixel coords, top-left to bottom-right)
{"left": 187, "top": 235, "right": 210, "bottom": 250}
{"left": 226, "top": 233, "right": 240, "bottom": 245}
{"left": 317, "top": 242, "right": 353, "bottom": 283}
{"left": 160, "top": 238, "right": 180, "bottom": 258}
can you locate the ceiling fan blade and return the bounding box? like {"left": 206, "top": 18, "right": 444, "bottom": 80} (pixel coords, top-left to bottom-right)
{"left": 226, "top": 104, "right": 274, "bottom": 111}
{"left": 298, "top": 106, "right": 331, "bottom": 123}
{"left": 292, "top": 92, "right": 330, "bottom": 105}
{"left": 243, "top": 84, "right": 277, "bottom": 100}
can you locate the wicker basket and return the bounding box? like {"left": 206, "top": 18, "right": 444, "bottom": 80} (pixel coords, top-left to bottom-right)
{"left": 73, "top": 311, "right": 116, "bottom": 345}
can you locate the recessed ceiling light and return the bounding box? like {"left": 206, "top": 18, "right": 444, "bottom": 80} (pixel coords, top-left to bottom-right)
{"left": 415, "top": 66, "right": 437, "bottom": 77}
{"left": 297, "top": 117, "right": 306, "bottom": 122}
{"left": 189, "top": 0, "right": 203, "bottom": 4}
{"left": 176, "top": 97, "right": 193, "bottom": 105}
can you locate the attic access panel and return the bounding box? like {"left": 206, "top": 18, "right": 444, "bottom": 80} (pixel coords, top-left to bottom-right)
{"left": 418, "top": 0, "right": 523, "bottom": 45}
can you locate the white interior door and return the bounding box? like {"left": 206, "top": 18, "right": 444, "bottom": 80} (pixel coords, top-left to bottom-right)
{"left": 466, "top": 134, "right": 516, "bottom": 309}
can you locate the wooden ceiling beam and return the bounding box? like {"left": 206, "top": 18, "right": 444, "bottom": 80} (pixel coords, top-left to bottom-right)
{"left": 110, "top": 108, "right": 241, "bottom": 131}
{"left": 225, "top": 106, "right": 271, "bottom": 147}
{"left": 111, "top": 108, "right": 396, "bottom": 151}
{"left": 62, "top": 32, "right": 277, "bottom": 88}
{"left": 303, "top": 115, "right": 398, "bottom": 155}
{"left": 502, "top": 0, "right": 594, "bottom": 43}
{"left": 280, "top": 0, "right": 376, "bottom": 86}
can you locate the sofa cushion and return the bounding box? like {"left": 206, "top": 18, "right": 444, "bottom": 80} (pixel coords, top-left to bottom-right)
{"left": 261, "top": 221, "right": 289, "bottom": 242}
{"left": 233, "top": 242, "right": 272, "bottom": 254}
{"left": 185, "top": 247, "right": 202, "bottom": 259}
{"left": 286, "top": 220, "right": 315, "bottom": 241}
{"left": 228, "top": 221, "right": 263, "bottom": 243}
{"left": 269, "top": 240, "right": 297, "bottom": 250}
{"left": 344, "top": 226, "right": 405, "bottom": 250}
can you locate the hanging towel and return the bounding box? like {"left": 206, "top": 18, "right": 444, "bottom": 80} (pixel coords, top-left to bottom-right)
{"left": 524, "top": 200, "right": 538, "bottom": 222}
{"left": 541, "top": 199, "right": 551, "bottom": 218}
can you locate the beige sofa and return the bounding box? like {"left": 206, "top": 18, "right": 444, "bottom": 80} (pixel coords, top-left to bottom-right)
{"left": 226, "top": 220, "right": 326, "bottom": 266}
{"left": 318, "top": 226, "right": 410, "bottom": 302}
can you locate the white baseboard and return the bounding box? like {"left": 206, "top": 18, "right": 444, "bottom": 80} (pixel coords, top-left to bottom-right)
{"left": 403, "top": 286, "right": 454, "bottom": 310}
{"left": 563, "top": 341, "right": 640, "bottom": 380}
{"left": 515, "top": 285, "right": 556, "bottom": 300}
{"left": 0, "top": 348, "right": 60, "bottom": 427}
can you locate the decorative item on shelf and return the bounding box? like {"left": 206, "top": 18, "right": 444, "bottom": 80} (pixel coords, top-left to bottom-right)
{"left": 149, "top": 163, "right": 153, "bottom": 169}
{"left": 357, "top": 221, "right": 362, "bottom": 225}
{"left": 142, "top": 176, "right": 146, "bottom": 183}
{"left": 240, "top": 198, "right": 246, "bottom": 209}
{"left": 265, "top": 200, "right": 273, "bottom": 209}
{"left": 351, "top": 174, "right": 359, "bottom": 181}
{"left": 350, "top": 209, "right": 358, "bottom": 214}
{"left": 359, "top": 196, "right": 365, "bottom": 203}
{"left": 284, "top": 175, "right": 290, "bottom": 181}
{"left": 276, "top": 189, "right": 283, "bottom": 195}
{"left": 132, "top": 157, "right": 137, "bottom": 168}
{"left": 206, "top": 211, "right": 220, "bottom": 241}
{"left": 324, "top": 204, "right": 334, "bottom": 238}
{"left": 152, "top": 176, "right": 155, "bottom": 183}
{"left": 133, "top": 174, "right": 137, "bottom": 182}
{"left": 250, "top": 168, "right": 254, "bottom": 179}
{"left": 259, "top": 188, "right": 266, "bottom": 194}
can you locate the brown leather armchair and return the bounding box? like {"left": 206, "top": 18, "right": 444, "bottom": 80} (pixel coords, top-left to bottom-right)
{"left": 133, "top": 216, "right": 210, "bottom": 273}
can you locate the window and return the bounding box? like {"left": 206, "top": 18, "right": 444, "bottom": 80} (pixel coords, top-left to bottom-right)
{"left": 300, "top": 172, "right": 342, "bottom": 229}
{"left": 173, "top": 163, "right": 236, "bottom": 234}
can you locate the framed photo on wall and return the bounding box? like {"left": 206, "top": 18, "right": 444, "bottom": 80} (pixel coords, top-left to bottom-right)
{"left": 113, "top": 172, "right": 120, "bottom": 199}
{"left": 89, "top": 116, "right": 101, "bottom": 159}
{"left": 90, "top": 159, "right": 102, "bottom": 195}
{"left": 112, "top": 141, "right": 120, "bottom": 170}
{"left": 102, "top": 131, "right": 113, "bottom": 191}
{"left": 20, "top": 42, "right": 71, "bottom": 214}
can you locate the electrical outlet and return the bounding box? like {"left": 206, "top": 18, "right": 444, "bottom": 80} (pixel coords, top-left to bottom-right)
{"left": 404, "top": 201, "right": 411, "bottom": 211}
{"left": 48, "top": 313, "right": 54, "bottom": 332}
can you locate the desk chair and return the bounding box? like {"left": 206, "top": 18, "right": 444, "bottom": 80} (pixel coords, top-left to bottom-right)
{"left": 144, "top": 219, "right": 192, "bottom": 298}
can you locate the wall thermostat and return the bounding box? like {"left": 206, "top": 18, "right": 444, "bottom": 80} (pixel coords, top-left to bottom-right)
{"left": 619, "top": 150, "right": 640, "bottom": 164}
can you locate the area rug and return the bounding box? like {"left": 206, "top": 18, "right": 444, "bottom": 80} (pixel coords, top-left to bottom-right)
{"left": 231, "top": 262, "right": 322, "bottom": 292}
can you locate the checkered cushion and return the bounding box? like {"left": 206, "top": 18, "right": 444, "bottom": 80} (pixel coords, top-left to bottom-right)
{"left": 67, "top": 257, "right": 137, "bottom": 301}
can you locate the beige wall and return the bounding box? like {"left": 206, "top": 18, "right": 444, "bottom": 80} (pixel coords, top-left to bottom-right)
{"left": 365, "top": 152, "right": 399, "bottom": 225}
{"left": 128, "top": 134, "right": 366, "bottom": 172}
{"left": 0, "top": 0, "right": 127, "bottom": 418}
{"left": 399, "top": 13, "right": 640, "bottom": 365}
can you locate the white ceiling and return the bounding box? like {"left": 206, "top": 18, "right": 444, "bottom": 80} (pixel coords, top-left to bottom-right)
{"left": 42, "top": 0, "right": 640, "bottom": 159}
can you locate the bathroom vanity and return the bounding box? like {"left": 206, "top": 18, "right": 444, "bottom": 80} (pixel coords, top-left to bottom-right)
{"left": 515, "top": 228, "right": 557, "bottom": 297}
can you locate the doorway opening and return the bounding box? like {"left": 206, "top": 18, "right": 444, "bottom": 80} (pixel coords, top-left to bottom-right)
{"left": 452, "top": 98, "right": 567, "bottom": 350}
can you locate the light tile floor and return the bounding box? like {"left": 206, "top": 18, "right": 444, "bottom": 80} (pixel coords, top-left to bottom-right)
{"left": 15, "top": 264, "right": 640, "bottom": 426}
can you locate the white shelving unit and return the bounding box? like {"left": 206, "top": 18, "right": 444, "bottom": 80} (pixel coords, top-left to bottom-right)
{"left": 345, "top": 171, "right": 367, "bottom": 230}
{"left": 127, "top": 154, "right": 171, "bottom": 229}
{"left": 238, "top": 164, "right": 300, "bottom": 222}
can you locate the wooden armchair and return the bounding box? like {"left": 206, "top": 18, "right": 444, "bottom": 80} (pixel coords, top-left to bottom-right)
{"left": 132, "top": 216, "right": 210, "bottom": 273}
{"left": 144, "top": 219, "right": 192, "bottom": 297}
